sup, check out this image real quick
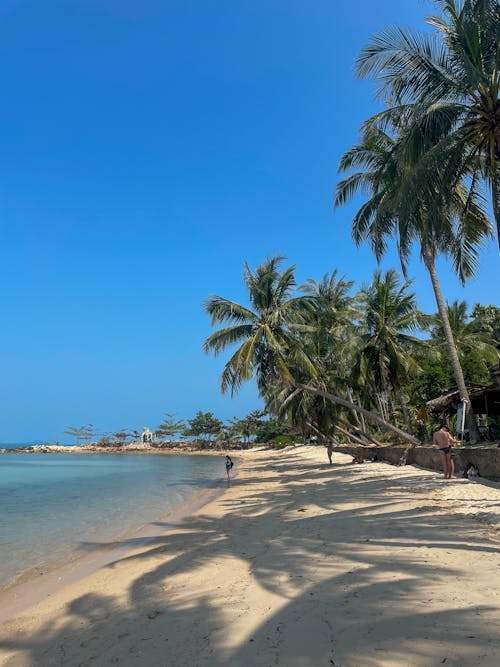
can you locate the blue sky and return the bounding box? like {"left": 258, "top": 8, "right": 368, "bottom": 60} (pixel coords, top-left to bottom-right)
{"left": 0, "top": 0, "right": 498, "bottom": 442}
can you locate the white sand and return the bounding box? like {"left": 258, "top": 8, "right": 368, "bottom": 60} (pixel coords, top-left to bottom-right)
{"left": 1, "top": 446, "right": 499, "bottom": 667}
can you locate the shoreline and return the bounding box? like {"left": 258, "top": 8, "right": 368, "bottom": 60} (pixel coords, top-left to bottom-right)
{"left": 1, "top": 447, "right": 500, "bottom": 666}
{"left": 0, "top": 471, "right": 230, "bottom": 622}
{"left": 0, "top": 452, "right": 238, "bottom": 598}
{"left": 0, "top": 443, "right": 254, "bottom": 455}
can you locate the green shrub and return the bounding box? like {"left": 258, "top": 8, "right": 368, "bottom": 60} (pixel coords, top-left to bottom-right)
{"left": 273, "top": 435, "right": 293, "bottom": 449}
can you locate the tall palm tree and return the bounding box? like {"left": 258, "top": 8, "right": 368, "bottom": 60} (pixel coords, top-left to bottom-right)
{"left": 203, "top": 256, "right": 312, "bottom": 396}
{"left": 354, "top": 269, "right": 425, "bottom": 433}
{"left": 335, "top": 120, "right": 493, "bottom": 441}
{"left": 356, "top": 0, "right": 500, "bottom": 246}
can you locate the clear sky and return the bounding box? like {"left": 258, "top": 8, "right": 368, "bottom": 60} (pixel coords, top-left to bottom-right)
{"left": 1, "top": 0, "right": 498, "bottom": 442}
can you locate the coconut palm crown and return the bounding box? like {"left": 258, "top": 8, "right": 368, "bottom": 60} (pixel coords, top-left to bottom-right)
{"left": 353, "top": 269, "right": 426, "bottom": 433}
{"left": 356, "top": 0, "right": 500, "bottom": 246}
{"left": 335, "top": 118, "right": 493, "bottom": 441}
{"left": 203, "top": 256, "right": 311, "bottom": 397}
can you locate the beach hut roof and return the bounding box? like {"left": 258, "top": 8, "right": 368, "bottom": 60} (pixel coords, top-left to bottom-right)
{"left": 426, "top": 383, "right": 500, "bottom": 410}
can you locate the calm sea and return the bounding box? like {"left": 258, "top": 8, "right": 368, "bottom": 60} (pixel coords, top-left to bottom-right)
{"left": 0, "top": 450, "right": 224, "bottom": 587}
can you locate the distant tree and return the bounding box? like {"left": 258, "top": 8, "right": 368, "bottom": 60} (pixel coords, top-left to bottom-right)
{"left": 253, "top": 416, "right": 296, "bottom": 444}
{"left": 229, "top": 410, "right": 266, "bottom": 443}
{"left": 183, "top": 412, "right": 223, "bottom": 442}
{"left": 64, "top": 424, "right": 95, "bottom": 445}
{"left": 113, "top": 429, "right": 134, "bottom": 445}
{"left": 156, "top": 413, "right": 186, "bottom": 441}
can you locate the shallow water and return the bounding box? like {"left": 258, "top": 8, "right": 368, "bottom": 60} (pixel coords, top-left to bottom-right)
{"left": 0, "top": 452, "right": 224, "bottom": 587}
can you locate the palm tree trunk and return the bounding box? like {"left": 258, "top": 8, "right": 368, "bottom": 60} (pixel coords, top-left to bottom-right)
{"left": 421, "top": 244, "right": 480, "bottom": 442}
{"left": 492, "top": 166, "right": 500, "bottom": 251}
{"left": 347, "top": 387, "right": 368, "bottom": 432}
{"left": 334, "top": 415, "right": 384, "bottom": 447}
{"left": 306, "top": 421, "right": 329, "bottom": 443}
{"left": 333, "top": 424, "right": 370, "bottom": 446}
{"left": 347, "top": 387, "right": 362, "bottom": 428}
{"left": 377, "top": 393, "right": 389, "bottom": 422}
{"left": 295, "top": 383, "right": 420, "bottom": 446}
{"left": 391, "top": 375, "right": 413, "bottom": 434}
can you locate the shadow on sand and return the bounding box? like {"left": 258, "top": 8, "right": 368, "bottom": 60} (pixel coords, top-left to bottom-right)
{"left": 1, "top": 451, "right": 499, "bottom": 666}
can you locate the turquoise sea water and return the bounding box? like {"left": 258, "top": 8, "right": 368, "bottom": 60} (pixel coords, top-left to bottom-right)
{"left": 0, "top": 452, "right": 224, "bottom": 587}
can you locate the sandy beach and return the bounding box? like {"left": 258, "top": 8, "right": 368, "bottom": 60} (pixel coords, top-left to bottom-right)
{"left": 1, "top": 446, "right": 500, "bottom": 667}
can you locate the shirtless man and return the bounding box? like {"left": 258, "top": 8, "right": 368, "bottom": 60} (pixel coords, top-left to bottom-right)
{"left": 433, "top": 424, "right": 458, "bottom": 479}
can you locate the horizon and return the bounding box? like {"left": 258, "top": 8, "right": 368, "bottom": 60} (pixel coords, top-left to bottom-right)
{"left": 1, "top": 0, "right": 498, "bottom": 442}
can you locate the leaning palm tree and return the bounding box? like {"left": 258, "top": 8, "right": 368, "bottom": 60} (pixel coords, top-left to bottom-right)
{"left": 354, "top": 269, "right": 425, "bottom": 434}
{"left": 203, "top": 256, "right": 313, "bottom": 396}
{"left": 335, "top": 120, "right": 493, "bottom": 441}
{"left": 356, "top": 0, "right": 500, "bottom": 246}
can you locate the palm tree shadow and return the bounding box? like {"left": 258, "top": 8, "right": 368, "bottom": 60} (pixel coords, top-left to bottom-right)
{"left": 1, "top": 454, "right": 499, "bottom": 666}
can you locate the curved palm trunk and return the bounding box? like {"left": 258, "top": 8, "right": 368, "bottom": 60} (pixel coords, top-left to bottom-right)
{"left": 295, "top": 382, "right": 420, "bottom": 446}
{"left": 421, "top": 244, "right": 480, "bottom": 442}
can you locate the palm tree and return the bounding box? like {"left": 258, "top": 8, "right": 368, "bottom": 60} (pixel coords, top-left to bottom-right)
{"left": 430, "top": 300, "right": 500, "bottom": 375}
{"left": 204, "top": 258, "right": 421, "bottom": 447}
{"left": 335, "top": 120, "right": 493, "bottom": 441}
{"left": 354, "top": 269, "right": 425, "bottom": 434}
{"left": 276, "top": 270, "right": 357, "bottom": 439}
{"left": 355, "top": 0, "right": 500, "bottom": 246}
{"left": 203, "top": 256, "right": 312, "bottom": 396}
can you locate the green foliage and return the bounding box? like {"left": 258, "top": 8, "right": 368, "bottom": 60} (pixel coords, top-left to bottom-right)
{"left": 253, "top": 417, "right": 296, "bottom": 443}
{"left": 229, "top": 410, "right": 266, "bottom": 442}
{"left": 272, "top": 435, "right": 293, "bottom": 449}
{"left": 429, "top": 300, "right": 499, "bottom": 383}
{"left": 203, "top": 256, "right": 308, "bottom": 396}
{"left": 156, "top": 413, "right": 186, "bottom": 440}
{"left": 183, "top": 411, "right": 223, "bottom": 440}
{"left": 355, "top": 0, "right": 500, "bottom": 247}
{"left": 471, "top": 305, "right": 500, "bottom": 349}
{"left": 407, "top": 358, "right": 453, "bottom": 409}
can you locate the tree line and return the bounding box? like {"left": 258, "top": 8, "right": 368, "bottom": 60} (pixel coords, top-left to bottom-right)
{"left": 62, "top": 410, "right": 294, "bottom": 447}
{"left": 203, "top": 258, "right": 499, "bottom": 446}
{"left": 204, "top": 0, "right": 500, "bottom": 446}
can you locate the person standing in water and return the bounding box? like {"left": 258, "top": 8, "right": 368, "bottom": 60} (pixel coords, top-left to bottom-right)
{"left": 225, "top": 455, "right": 233, "bottom": 480}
